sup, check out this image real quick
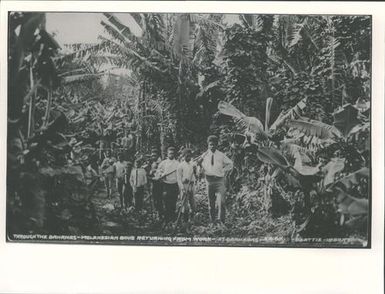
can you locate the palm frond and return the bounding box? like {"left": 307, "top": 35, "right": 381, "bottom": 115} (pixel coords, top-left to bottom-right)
{"left": 301, "top": 20, "right": 320, "bottom": 51}
{"left": 142, "top": 13, "right": 167, "bottom": 50}
{"left": 88, "top": 53, "right": 128, "bottom": 68}
{"left": 193, "top": 24, "right": 216, "bottom": 65}
{"left": 101, "top": 20, "right": 146, "bottom": 54}
{"left": 101, "top": 20, "right": 126, "bottom": 44}
{"left": 192, "top": 14, "right": 225, "bottom": 31}
{"left": 282, "top": 15, "right": 299, "bottom": 49}
{"left": 55, "top": 42, "right": 108, "bottom": 66}
{"left": 239, "top": 14, "right": 255, "bottom": 29}
{"left": 254, "top": 15, "right": 264, "bottom": 32}
{"left": 102, "top": 19, "right": 169, "bottom": 70}
{"left": 98, "top": 36, "right": 165, "bottom": 73}
{"left": 287, "top": 18, "right": 320, "bottom": 51}
{"left": 288, "top": 20, "right": 305, "bottom": 48}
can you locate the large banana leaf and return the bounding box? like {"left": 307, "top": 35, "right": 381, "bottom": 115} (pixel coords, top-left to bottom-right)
{"left": 218, "top": 101, "right": 246, "bottom": 120}
{"left": 321, "top": 158, "right": 345, "bottom": 187}
{"left": 286, "top": 129, "right": 336, "bottom": 151}
{"left": 348, "top": 122, "right": 370, "bottom": 137}
{"left": 104, "top": 13, "right": 143, "bottom": 38}
{"left": 269, "top": 97, "right": 307, "bottom": 131}
{"left": 293, "top": 153, "right": 322, "bottom": 176}
{"left": 280, "top": 139, "right": 313, "bottom": 159}
{"left": 287, "top": 118, "right": 342, "bottom": 140}
{"left": 256, "top": 146, "right": 289, "bottom": 169}
{"left": 336, "top": 188, "right": 368, "bottom": 216}
{"left": 218, "top": 101, "right": 265, "bottom": 135}
{"left": 172, "top": 14, "right": 192, "bottom": 60}
{"left": 332, "top": 167, "right": 369, "bottom": 191}
{"left": 333, "top": 104, "right": 361, "bottom": 138}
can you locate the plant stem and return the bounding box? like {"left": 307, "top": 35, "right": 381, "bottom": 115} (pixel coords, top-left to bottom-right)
{"left": 43, "top": 79, "right": 53, "bottom": 128}
{"left": 27, "top": 64, "right": 36, "bottom": 139}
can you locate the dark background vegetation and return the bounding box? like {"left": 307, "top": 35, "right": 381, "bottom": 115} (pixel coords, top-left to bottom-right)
{"left": 7, "top": 12, "right": 370, "bottom": 245}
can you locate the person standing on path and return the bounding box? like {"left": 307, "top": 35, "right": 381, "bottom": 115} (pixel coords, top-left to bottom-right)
{"left": 177, "top": 148, "right": 197, "bottom": 224}
{"left": 156, "top": 146, "right": 179, "bottom": 225}
{"left": 101, "top": 150, "right": 115, "bottom": 198}
{"left": 123, "top": 160, "right": 134, "bottom": 209}
{"left": 198, "top": 135, "right": 233, "bottom": 226}
{"left": 129, "top": 159, "right": 147, "bottom": 212}
{"left": 148, "top": 149, "right": 164, "bottom": 221}
{"left": 113, "top": 154, "right": 127, "bottom": 209}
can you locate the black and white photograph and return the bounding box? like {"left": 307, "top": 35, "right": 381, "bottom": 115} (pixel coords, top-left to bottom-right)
{"left": 6, "top": 11, "right": 372, "bottom": 248}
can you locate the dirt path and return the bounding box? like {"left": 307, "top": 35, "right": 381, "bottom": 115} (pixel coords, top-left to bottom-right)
{"left": 90, "top": 180, "right": 213, "bottom": 237}
{"left": 89, "top": 179, "right": 294, "bottom": 243}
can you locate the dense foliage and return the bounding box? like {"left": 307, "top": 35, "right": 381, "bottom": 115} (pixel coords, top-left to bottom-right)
{"left": 7, "top": 12, "right": 371, "bottom": 243}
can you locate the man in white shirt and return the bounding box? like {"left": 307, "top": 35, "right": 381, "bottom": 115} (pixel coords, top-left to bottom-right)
{"left": 177, "top": 148, "right": 196, "bottom": 224}
{"left": 129, "top": 158, "right": 147, "bottom": 211}
{"left": 156, "top": 146, "right": 179, "bottom": 224}
{"left": 101, "top": 150, "right": 115, "bottom": 198}
{"left": 113, "top": 154, "right": 127, "bottom": 209}
{"left": 198, "top": 135, "right": 233, "bottom": 225}
{"left": 148, "top": 149, "right": 164, "bottom": 220}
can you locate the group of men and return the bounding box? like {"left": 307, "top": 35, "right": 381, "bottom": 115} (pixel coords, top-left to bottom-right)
{"left": 97, "top": 135, "right": 233, "bottom": 228}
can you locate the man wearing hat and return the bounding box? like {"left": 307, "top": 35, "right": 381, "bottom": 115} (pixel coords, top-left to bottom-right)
{"left": 198, "top": 135, "right": 233, "bottom": 225}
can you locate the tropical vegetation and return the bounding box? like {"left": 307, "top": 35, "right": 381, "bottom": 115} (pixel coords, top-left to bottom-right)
{"left": 7, "top": 12, "right": 370, "bottom": 245}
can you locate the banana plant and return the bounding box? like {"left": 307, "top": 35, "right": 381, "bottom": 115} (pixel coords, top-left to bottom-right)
{"left": 218, "top": 97, "right": 311, "bottom": 212}
{"left": 219, "top": 97, "right": 307, "bottom": 138}
{"left": 218, "top": 96, "right": 369, "bottom": 233}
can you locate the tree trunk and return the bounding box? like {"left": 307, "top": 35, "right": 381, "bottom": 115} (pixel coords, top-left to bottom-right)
{"left": 27, "top": 64, "right": 36, "bottom": 139}
{"left": 136, "top": 82, "right": 143, "bottom": 151}
{"left": 43, "top": 79, "right": 53, "bottom": 128}
{"left": 159, "top": 104, "right": 166, "bottom": 159}
{"left": 175, "top": 60, "right": 184, "bottom": 144}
